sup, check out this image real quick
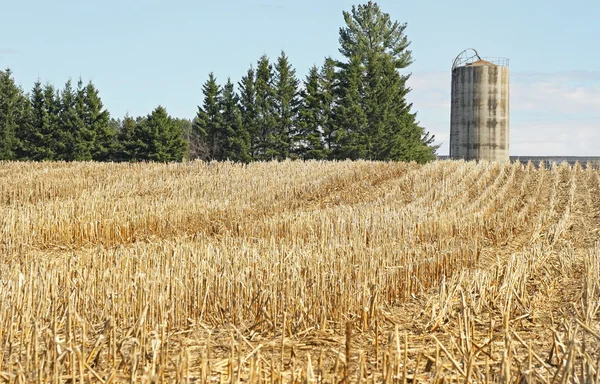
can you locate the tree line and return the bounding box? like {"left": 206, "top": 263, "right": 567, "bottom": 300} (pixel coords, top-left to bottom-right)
{"left": 0, "top": 2, "right": 439, "bottom": 164}
{"left": 0, "top": 72, "right": 188, "bottom": 163}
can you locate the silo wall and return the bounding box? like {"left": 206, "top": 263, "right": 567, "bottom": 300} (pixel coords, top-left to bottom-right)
{"left": 449, "top": 64, "right": 510, "bottom": 162}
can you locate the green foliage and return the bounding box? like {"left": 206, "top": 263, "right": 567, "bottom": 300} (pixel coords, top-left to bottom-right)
{"left": 221, "top": 78, "right": 251, "bottom": 162}
{"left": 0, "top": 1, "right": 439, "bottom": 164}
{"left": 132, "top": 106, "right": 186, "bottom": 162}
{"left": 193, "top": 72, "right": 223, "bottom": 160}
{"left": 319, "top": 58, "right": 338, "bottom": 156}
{"left": 362, "top": 52, "right": 401, "bottom": 160}
{"left": 83, "top": 81, "right": 114, "bottom": 161}
{"left": 54, "top": 79, "right": 80, "bottom": 160}
{"left": 272, "top": 51, "right": 300, "bottom": 160}
{"left": 334, "top": 1, "right": 438, "bottom": 162}
{"left": 338, "top": 1, "right": 413, "bottom": 69}
{"left": 113, "top": 115, "right": 138, "bottom": 161}
{"left": 53, "top": 79, "right": 105, "bottom": 161}
{"left": 172, "top": 118, "right": 192, "bottom": 160}
{"left": 331, "top": 56, "right": 368, "bottom": 160}
{"left": 295, "top": 57, "right": 339, "bottom": 160}
{"left": 0, "top": 69, "right": 29, "bottom": 160}
{"left": 21, "top": 81, "right": 59, "bottom": 160}
{"left": 174, "top": 118, "right": 193, "bottom": 142}
{"left": 238, "top": 67, "right": 257, "bottom": 160}
{"left": 116, "top": 114, "right": 190, "bottom": 163}
{"left": 43, "top": 84, "right": 62, "bottom": 159}
{"left": 254, "top": 55, "right": 277, "bottom": 160}
{"left": 296, "top": 65, "right": 325, "bottom": 159}
{"left": 73, "top": 79, "right": 96, "bottom": 161}
{"left": 160, "top": 112, "right": 187, "bottom": 163}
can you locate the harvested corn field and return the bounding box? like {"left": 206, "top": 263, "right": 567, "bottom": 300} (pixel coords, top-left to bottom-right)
{"left": 1, "top": 159, "right": 600, "bottom": 383}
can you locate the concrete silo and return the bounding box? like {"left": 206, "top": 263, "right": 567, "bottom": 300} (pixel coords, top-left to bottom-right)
{"left": 449, "top": 49, "right": 510, "bottom": 162}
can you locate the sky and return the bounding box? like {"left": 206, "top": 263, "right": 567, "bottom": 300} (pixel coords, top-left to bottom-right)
{"left": 1, "top": 0, "right": 599, "bottom": 156}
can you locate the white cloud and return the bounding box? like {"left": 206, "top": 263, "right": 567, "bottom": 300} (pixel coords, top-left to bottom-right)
{"left": 512, "top": 76, "right": 600, "bottom": 113}
{"left": 406, "top": 70, "right": 600, "bottom": 156}
{"left": 510, "top": 121, "right": 600, "bottom": 156}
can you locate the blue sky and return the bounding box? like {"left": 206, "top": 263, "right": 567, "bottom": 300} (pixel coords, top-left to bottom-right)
{"left": 1, "top": 0, "right": 599, "bottom": 155}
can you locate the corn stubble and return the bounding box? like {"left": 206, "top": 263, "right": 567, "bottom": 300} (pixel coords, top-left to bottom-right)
{"left": 1, "top": 159, "right": 599, "bottom": 383}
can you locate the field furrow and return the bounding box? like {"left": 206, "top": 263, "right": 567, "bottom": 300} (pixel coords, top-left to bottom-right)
{"left": 1, "top": 160, "right": 599, "bottom": 383}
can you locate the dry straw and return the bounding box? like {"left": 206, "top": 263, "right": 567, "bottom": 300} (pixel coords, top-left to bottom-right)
{"left": 0, "top": 159, "right": 599, "bottom": 382}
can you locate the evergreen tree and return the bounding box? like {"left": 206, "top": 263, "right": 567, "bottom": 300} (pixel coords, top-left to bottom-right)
{"left": 367, "top": 53, "right": 438, "bottom": 162}
{"left": 55, "top": 79, "right": 82, "bottom": 160}
{"left": 81, "top": 81, "right": 114, "bottom": 161}
{"left": 188, "top": 116, "right": 209, "bottom": 160}
{"left": 132, "top": 106, "right": 186, "bottom": 162}
{"left": 335, "top": 1, "right": 438, "bottom": 162}
{"left": 238, "top": 66, "right": 257, "bottom": 160}
{"left": 193, "top": 72, "right": 223, "bottom": 160}
{"left": 19, "top": 81, "right": 54, "bottom": 160}
{"left": 114, "top": 115, "right": 138, "bottom": 161}
{"left": 220, "top": 78, "right": 251, "bottom": 162}
{"left": 73, "top": 79, "right": 96, "bottom": 161}
{"left": 296, "top": 65, "right": 325, "bottom": 159}
{"left": 319, "top": 57, "right": 338, "bottom": 157}
{"left": 254, "top": 55, "right": 277, "bottom": 160}
{"left": 272, "top": 51, "right": 300, "bottom": 159}
{"left": 160, "top": 111, "right": 187, "bottom": 162}
{"left": 332, "top": 56, "right": 368, "bottom": 160}
{"left": 108, "top": 117, "right": 124, "bottom": 161}
{"left": 130, "top": 115, "right": 151, "bottom": 161}
{"left": 0, "top": 69, "right": 29, "bottom": 160}
{"left": 361, "top": 53, "right": 391, "bottom": 160}
{"left": 0, "top": 70, "right": 18, "bottom": 160}
{"left": 338, "top": 1, "right": 412, "bottom": 68}
{"left": 172, "top": 117, "right": 192, "bottom": 160}
{"left": 41, "top": 84, "right": 63, "bottom": 160}
{"left": 0, "top": 2, "right": 440, "bottom": 164}
{"left": 174, "top": 118, "right": 192, "bottom": 142}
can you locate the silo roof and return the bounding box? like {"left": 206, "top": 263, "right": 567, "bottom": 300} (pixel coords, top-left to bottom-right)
{"left": 469, "top": 59, "right": 497, "bottom": 66}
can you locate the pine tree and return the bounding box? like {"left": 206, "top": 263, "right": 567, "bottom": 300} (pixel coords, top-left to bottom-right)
{"left": 130, "top": 114, "right": 154, "bottom": 161}
{"left": 319, "top": 58, "right": 338, "bottom": 157}
{"left": 133, "top": 106, "right": 185, "bottom": 162}
{"left": 0, "top": 69, "right": 29, "bottom": 160}
{"left": 238, "top": 66, "right": 257, "bottom": 160}
{"left": 53, "top": 80, "right": 81, "bottom": 160}
{"left": 254, "top": 55, "right": 277, "bottom": 160}
{"left": 19, "top": 80, "right": 55, "bottom": 161}
{"left": 108, "top": 117, "right": 124, "bottom": 161}
{"left": 193, "top": 72, "right": 223, "bottom": 160}
{"left": 367, "top": 53, "right": 438, "bottom": 162}
{"left": 296, "top": 65, "right": 324, "bottom": 159}
{"left": 338, "top": 1, "right": 413, "bottom": 68}
{"left": 73, "top": 79, "right": 96, "bottom": 161}
{"left": 43, "top": 84, "right": 62, "bottom": 159}
{"left": 172, "top": 118, "right": 192, "bottom": 160}
{"left": 361, "top": 53, "right": 391, "bottom": 160}
{"left": 114, "top": 115, "right": 138, "bottom": 161}
{"left": 174, "top": 118, "right": 192, "bottom": 142}
{"left": 272, "top": 51, "right": 300, "bottom": 160}
{"left": 159, "top": 110, "right": 187, "bottom": 162}
{"left": 335, "top": 1, "right": 438, "bottom": 162}
{"left": 188, "top": 116, "right": 209, "bottom": 160}
{"left": 81, "top": 81, "right": 114, "bottom": 161}
{"left": 332, "top": 56, "right": 368, "bottom": 160}
{"left": 221, "top": 78, "right": 251, "bottom": 162}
